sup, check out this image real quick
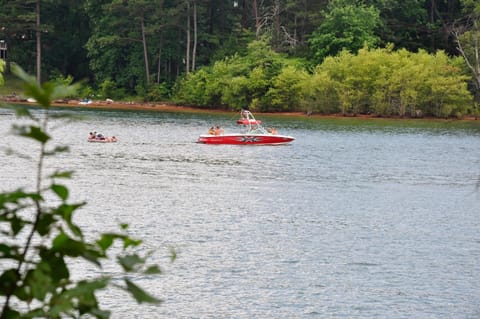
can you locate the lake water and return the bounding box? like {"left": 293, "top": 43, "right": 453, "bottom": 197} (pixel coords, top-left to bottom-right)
{"left": 1, "top": 106, "right": 480, "bottom": 318}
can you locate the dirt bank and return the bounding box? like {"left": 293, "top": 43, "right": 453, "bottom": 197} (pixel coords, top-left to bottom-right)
{"left": 1, "top": 97, "right": 478, "bottom": 121}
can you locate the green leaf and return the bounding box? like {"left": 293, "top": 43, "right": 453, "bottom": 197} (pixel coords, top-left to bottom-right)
{"left": 97, "top": 233, "right": 116, "bottom": 252}
{"left": 52, "top": 233, "right": 85, "bottom": 257}
{"left": 122, "top": 237, "right": 142, "bottom": 249}
{"left": 12, "top": 65, "right": 50, "bottom": 108}
{"left": 36, "top": 213, "right": 56, "bottom": 236}
{"left": 12, "top": 64, "right": 79, "bottom": 108}
{"left": 47, "top": 293, "right": 74, "bottom": 318}
{"left": 124, "top": 279, "right": 162, "bottom": 304}
{"left": 81, "top": 247, "right": 104, "bottom": 266}
{"left": 143, "top": 265, "right": 162, "bottom": 275}
{"left": 60, "top": 279, "right": 108, "bottom": 310}
{"left": 44, "top": 145, "right": 70, "bottom": 156}
{"left": 10, "top": 215, "right": 28, "bottom": 236}
{"left": 51, "top": 258, "right": 69, "bottom": 282}
{"left": 51, "top": 83, "right": 81, "bottom": 101}
{"left": 51, "top": 184, "right": 69, "bottom": 201}
{"left": 118, "top": 254, "right": 145, "bottom": 272}
{"left": 50, "top": 170, "right": 74, "bottom": 179}
{"left": 89, "top": 308, "right": 111, "bottom": 319}
{"left": 170, "top": 247, "right": 177, "bottom": 262}
{"left": 14, "top": 284, "right": 34, "bottom": 303}
{"left": 24, "top": 264, "right": 53, "bottom": 300}
{"left": 0, "top": 243, "right": 20, "bottom": 259}
{"left": 0, "top": 189, "right": 39, "bottom": 208}
{"left": 40, "top": 251, "right": 69, "bottom": 282}
{"left": 55, "top": 279, "right": 110, "bottom": 317}
{"left": 0, "top": 201, "right": 31, "bottom": 238}
{"left": 23, "top": 308, "right": 48, "bottom": 318}
{"left": 75, "top": 278, "right": 110, "bottom": 295}
{"left": 52, "top": 203, "right": 85, "bottom": 237}
{"left": 12, "top": 124, "right": 50, "bottom": 143}
{"left": 8, "top": 104, "right": 35, "bottom": 120}
{"left": 0, "top": 269, "right": 20, "bottom": 295}
{"left": 1, "top": 306, "right": 21, "bottom": 319}
{"left": 11, "top": 64, "right": 38, "bottom": 88}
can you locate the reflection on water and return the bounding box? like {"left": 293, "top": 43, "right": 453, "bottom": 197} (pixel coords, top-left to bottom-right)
{"left": 1, "top": 106, "right": 480, "bottom": 318}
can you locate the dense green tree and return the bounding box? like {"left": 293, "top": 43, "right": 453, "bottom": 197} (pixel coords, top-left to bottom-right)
{"left": 371, "top": 47, "right": 418, "bottom": 116}
{"left": 85, "top": 0, "right": 214, "bottom": 96}
{"left": 0, "top": 0, "right": 478, "bottom": 108}
{"left": 85, "top": 0, "right": 159, "bottom": 96}
{"left": 265, "top": 65, "right": 308, "bottom": 111}
{"left": 174, "top": 38, "right": 473, "bottom": 116}
{"left": 308, "top": 0, "right": 381, "bottom": 65}
{"left": 202, "top": 4, "right": 247, "bottom": 62}
{"left": 0, "top": 0, "right": 38, "bottom": 76}
{"left": 173, "top": 40, "right": 298, "bottom": 111}
{"left": 42, "top": 0, "right": 91, "bottom": 81}
{"left": 281, "top": 0, "right": 326, "bottom": 55}
{"left": 0, "top": 0, "right": 92, "bottom": 83}
{"left": 372, "top": 0, "right": 430, "bottom": 51}
{"left": 299, "top": 69, "right": 340, "bottom": 114}
{"left": 452, "top": 0, "right": 480, "bottom": 100}
{"left": 315, "top": 46, "right": 472, "bottom": 117}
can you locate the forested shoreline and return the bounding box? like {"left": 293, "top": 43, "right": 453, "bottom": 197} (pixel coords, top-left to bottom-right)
{"left": 1, "top": 0, "right": 480, "bottom": 118}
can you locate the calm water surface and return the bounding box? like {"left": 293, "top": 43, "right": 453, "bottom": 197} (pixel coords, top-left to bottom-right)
{"left": 1, "top": 106, "right": 479, "bottom": 318}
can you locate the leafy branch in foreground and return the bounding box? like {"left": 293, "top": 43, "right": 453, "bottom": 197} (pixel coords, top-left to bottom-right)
{"left": 0, "top": 65, "right": 169, "bottom": 319}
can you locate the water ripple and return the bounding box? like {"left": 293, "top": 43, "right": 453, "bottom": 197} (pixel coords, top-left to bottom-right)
{"left": 1, "top": 107, "right": 479, "bottom": 318}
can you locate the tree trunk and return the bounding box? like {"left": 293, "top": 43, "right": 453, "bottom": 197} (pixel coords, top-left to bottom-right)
{"left": 141, "top": 16, "right": 150, "bottom": 85}
{"left": 273, "top": 0, "right": 281, "bottom": 50}
{"left": 36, "top": 0, "right": 41, "bottom": 84}
{"left": 192, "top": 0, "right": 197, "bottom": 72}
{"left": 185, "top": 0, "right": 191, "bottom": 74}
{"left": 157, "top": 38, "right": 162, "bottom": 83}
{"left": 253, "top": 0, "right": 260, "bottom": 39}
{"left": 453, "top": 19, "right": 480, "bottom": 91}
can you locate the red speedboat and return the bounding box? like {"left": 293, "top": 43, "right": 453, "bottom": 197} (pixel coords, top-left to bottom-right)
{"left": 198, "top": 110, "right": 294, "bottom": 145}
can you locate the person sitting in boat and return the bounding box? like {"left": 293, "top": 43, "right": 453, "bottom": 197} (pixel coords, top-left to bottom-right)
{"left": 267, "top": 127, "right": 278, "bottom": 134}
{"left": 208, "top": 127, "right": 215, "bottom": 135}
{"left": 96, "top": 132, "right": 106, "bottom": 140}
{"left": 214, "top": 126, "right": 224, "bottom": 135}
{"left": 89, "top": 132, "right": 95, "bottom": 140}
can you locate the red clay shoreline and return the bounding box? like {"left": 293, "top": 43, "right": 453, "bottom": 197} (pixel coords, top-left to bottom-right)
{"left": 2, "top": 98, "right": 479, "bottom": 122}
